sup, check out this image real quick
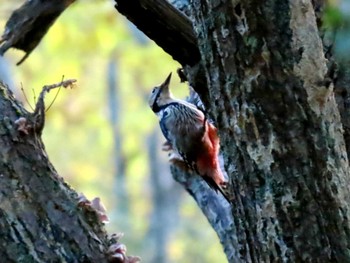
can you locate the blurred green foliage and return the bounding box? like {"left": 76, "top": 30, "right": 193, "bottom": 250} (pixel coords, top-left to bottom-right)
{"left": 323, "top": 1, "right": 350, "bottom": 61}
{"left": 0, "top": 0, "right": 226, "bottom": 262}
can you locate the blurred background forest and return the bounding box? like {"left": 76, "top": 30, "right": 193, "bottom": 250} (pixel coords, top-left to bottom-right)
{"left": 0, "top": 0, "right": 349, "bottom": 263}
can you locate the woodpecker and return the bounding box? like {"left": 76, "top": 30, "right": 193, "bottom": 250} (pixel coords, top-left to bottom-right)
{"left": 149, "top": 73, "right": 229, "bottom": 201}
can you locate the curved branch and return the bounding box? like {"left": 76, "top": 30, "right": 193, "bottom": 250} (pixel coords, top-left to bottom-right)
{"left": 114, "top": 0, "right": 200, "bottom": 66}
{"left": 0, "top": 0, "right": 76, "bottom": 65}
{"left": 171, "top": 166, "right": 241, "bottom": 263}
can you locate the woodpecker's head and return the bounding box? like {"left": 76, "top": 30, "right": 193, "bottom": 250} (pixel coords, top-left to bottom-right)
{"left": 149, "top": 73, "right": 173, "bottom": 113}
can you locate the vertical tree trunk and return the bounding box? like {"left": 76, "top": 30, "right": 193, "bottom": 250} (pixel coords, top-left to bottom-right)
{"left": 115, "top": 0, "right": 350, "bottom": 262}
{"left": 187, "top": 1, "right": 350, "bottom": 262}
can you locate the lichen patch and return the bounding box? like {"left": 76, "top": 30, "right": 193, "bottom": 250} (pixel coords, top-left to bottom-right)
{"left": 290, "top": 0, "right": 328, "bottom": 116}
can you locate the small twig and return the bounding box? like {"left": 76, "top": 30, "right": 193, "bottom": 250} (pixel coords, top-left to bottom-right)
{"left": 33, "top": 78, "right": 77, "bottom": 134}
{"left": 45, "top": 85, "right": 62, "bottom": 112}
{"left": 45, "top": 75, "right": 66, "bottom": 112}
{"left": 20, "top": 82, "right": 34, "bottom": 111}
{"left": 41, "top": 78, "right": 76, "bottom": 95}
{"left": 35, "top": 78, "right": 76, "bottom": 113}
{"left": 0, "top": 0, "right": 76, "bottom": 65}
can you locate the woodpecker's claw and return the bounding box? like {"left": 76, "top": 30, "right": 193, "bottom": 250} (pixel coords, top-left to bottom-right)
{"left": 220, "top": 181, "right": 228, "bottom": 189}
{"left": 162, "top": 141, "right": 173, "bottom": 151}
{"left": 168, "top": 151, "right": 183, "bottom": 162}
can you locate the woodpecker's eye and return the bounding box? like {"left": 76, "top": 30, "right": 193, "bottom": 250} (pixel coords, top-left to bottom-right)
{"left": 151, "top": 88, "right": 156, "bottom": 94}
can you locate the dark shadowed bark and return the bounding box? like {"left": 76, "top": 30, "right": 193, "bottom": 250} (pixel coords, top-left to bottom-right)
{"left": 114, "top": 0, "right": 199, "bottom": 66}
{"left": 0, "top": 0, "right": 76, "bottom": 65}
{"left": 189, "top": 1, "right": 350, "bottom": 261}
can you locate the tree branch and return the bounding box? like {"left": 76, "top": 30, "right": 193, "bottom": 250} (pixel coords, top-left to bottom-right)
{"left": 188, "top": 0, "right": 350, "bottom": 261}
{"left": 114, "top": 0, "right": 200, "bottom": 66}
{"left": 0, "top": 81, "right": 109, "bottom": 261}
{"left": 171, "top": 166, "right": 240, "bottom": 263}
{"left": 0, "top": 0, "right": 76, "bottom": 65}
{"left": 0, "top": 81, "right": 140, "bottom": 262}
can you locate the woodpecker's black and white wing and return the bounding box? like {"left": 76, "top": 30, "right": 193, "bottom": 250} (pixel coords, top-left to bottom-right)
{"left": 158, "top": 106, "right": 173, "bottom": 143}
{"left": 158, "top": 102, "right": 205, "bottom": 170}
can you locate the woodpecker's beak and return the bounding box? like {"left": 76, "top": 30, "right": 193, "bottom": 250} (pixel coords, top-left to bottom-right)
{"left": 161, "top": 72, "right": 172, "bottom": 90}
{"left": 150, "top": 73, "right": 172, "bottom": 113}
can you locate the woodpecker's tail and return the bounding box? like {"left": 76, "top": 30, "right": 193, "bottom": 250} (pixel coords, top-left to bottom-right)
{"left": 202, "top": 175, "right": 231, "bottom": 204}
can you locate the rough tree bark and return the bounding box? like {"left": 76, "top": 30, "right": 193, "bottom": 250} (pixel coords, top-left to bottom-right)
{"left": 115, "top": 0, "right": 350, "bottom": 262}
{"left": 0, "top": 80, "right": 140, "bottom": 262}
{"left": 0, "top": 82, "right": 109, "bottom": 262}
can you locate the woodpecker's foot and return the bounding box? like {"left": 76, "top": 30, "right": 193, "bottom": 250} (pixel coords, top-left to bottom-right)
{"left": 167, "top": 152, "right": 191, "bottom": 172}
{"left": 168, "top": 151, "right": 183, "bottom": 162}
{"left": 161, "top": 141, "right": 173, "bottom": 151}
{"left": 220, "top": 181, "right": 228, "bottom": 189}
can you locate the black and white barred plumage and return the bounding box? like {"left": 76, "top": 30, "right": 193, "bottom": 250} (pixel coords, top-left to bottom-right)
{"left": 148, "top": 73, "right": 230, "bottom": 202}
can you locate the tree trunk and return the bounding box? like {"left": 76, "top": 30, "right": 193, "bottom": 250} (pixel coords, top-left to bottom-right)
{"left": 0, "top": 83, "right": 109, "bottom": 262}
{"left": 116, "top": 0, "right": 350, "bottom": 262}
{"left": 189, "top": 1, "right": 350, "bottom": 261}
